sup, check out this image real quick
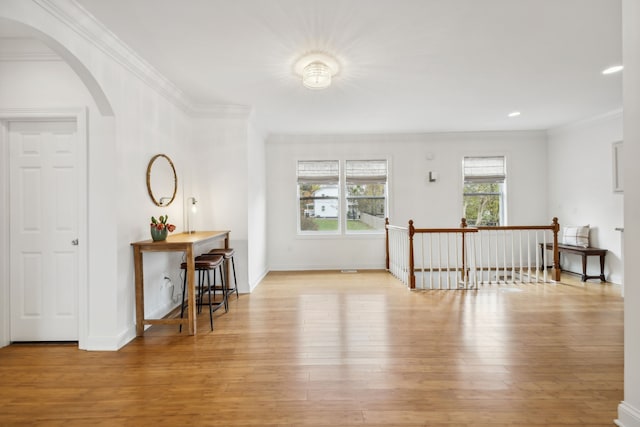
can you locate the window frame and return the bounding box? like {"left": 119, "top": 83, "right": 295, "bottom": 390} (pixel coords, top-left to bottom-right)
{"left": 344, "top": 159, "right": 388, "bottom": 235}
{"left": 297, "top": 160, "right": 341, "bottom": 235}
{"left": 296, "top": 159, "right": 389, "bottom": 236}
{"left": 462, "top": 155, "right": 507, "bottom": 226}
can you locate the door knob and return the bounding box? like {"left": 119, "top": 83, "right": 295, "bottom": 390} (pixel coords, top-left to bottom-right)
{"left": 71, "top": 239, "right": 79, "bottom": 246}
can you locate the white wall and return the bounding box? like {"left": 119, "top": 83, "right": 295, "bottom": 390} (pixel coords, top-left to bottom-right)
{"left": 618, "top": 1, "right": 640, "bottom": 425}
{"left": 547, "top": 112, "right": 624, "bottom": 284}
{"left": 267, "top": 131, "right": 549, "bottom": 270}
{"left": 0, "top": 2, "right": 193, "bottom": 350}
{"left": 247, "top": 120, "right": 268, "bottom": 290}
{"left": 190, "top": 116, "right": 251, "bottom": 293}
{"left": 0, "top": 3, "right": 270, "bottom": 349}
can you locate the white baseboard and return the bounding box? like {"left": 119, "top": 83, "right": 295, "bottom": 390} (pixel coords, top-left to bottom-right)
{"left": 616, "top": 401, "right": 640, "bottom": 427}
{"left": 249, "top": 268, "right": 268, "bottom": 292}
{"left": 269, "top": 264, "right": 386, "bottom": 271}
{"left": 84, "top": 326, "right": 136, "bottom": 351}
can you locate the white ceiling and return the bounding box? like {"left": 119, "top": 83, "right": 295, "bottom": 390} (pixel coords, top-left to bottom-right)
{"left": 18, "top": 1, "right": 629, "bottom": 135}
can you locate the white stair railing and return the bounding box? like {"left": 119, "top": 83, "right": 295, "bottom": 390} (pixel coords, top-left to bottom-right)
{"left": 385, "top": 219, "right": 410, "bottom": 286}
{"left": 386, "top": 218, "right": 561, "bottom": 289}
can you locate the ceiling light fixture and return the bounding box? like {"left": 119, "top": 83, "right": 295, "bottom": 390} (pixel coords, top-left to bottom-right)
{"left": 508, "top": 111, "right": 521, "bottom": 118}
{"left": 294, "top": 52, "right": 340, "bottom": 90}
{"left": 602, "top": 65, "right": 623, "bottom": 75}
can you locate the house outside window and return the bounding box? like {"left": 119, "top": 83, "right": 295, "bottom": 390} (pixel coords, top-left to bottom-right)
{"left": 462, "top": 156, "right": 506, "bottom": 226}
{"left": 297, "top": 159, "right": 388, "bottom": 234}
{"left": 345, "top": 160, "right": 387, "bottom": 233}
{"left": 297, "top": 160, "right": 340, "bottom": 233}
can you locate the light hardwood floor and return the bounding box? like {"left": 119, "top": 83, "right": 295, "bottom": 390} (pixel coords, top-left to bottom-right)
{"left": 0, "top": 271, "right": 623, "bottom": 426}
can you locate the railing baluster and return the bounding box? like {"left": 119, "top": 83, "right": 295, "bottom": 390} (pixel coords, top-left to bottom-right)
{"left": 478, "top": 230, "right": 484, "bottom": 284}
{"left": 437, "top": 233, "right": 442, "bottom": 289}
{"left": 535, "top": 231, "right": 540, "bottom": 283}
{"left": 429, "top": 234, "right": 434, "bottom": 289}
{"left": 526, "top": 231, "right": 531, "bottom": 283}
{"left": 511, "top": 231, "right": 516, "bottom": 284}
{"left": 385, "top": 218, "right": 559, "bottom": 290}
{"left": 542, "top": 230, "right": 548, "bottom": 283}
{"left": 455, "top": 231, "right": 461, "bottom": 288}
{"left": 420, "top": 233, "right": 425, "bottom": 289}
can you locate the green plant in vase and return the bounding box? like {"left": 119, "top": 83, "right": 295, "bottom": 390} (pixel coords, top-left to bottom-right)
{"left": 150, "top": 215, "right": 176, "bottom": 241}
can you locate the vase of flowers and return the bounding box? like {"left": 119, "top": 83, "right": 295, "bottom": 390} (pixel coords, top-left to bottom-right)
{"left": 150, "top": 215, "right": 176, "bottom": 241}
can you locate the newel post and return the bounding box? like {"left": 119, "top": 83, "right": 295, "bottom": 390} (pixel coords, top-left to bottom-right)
{"left": 408, "top": 220, "right": 416, "bottom": 289}
{"left": 385, "top": 217, "right": 390, "bottom": 270}
{"left": 552, "top": 217, "right": 561, "bottom": 282}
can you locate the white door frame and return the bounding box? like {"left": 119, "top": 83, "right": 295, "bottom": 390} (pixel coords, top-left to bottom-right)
{"left": 0, "top": 107, "right": 88, "bottom": 349}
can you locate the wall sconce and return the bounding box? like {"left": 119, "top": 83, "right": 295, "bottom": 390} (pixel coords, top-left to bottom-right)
{"left": 158, "top": 197, "right": 172, "bottom": 206}
{"left": 428, "top": 171, "right": 438, "bottom": 182}
{"left": 186, "top": 197, "right": 198, "bottom": 233}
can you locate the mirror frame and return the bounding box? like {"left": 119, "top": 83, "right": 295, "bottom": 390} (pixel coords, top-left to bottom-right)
{"left": 146, "top": 154, "right": 178, "bottom": 207}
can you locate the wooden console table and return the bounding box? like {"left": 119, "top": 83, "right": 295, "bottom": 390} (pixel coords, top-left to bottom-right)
{"left": 540, "top": 243, "right": 607, "bottom": 282}
{"left": 132, "top": 230, "right": 230, "bottom": 336}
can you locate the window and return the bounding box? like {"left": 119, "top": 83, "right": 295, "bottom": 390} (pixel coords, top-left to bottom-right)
{"left": 297, "top": 160, "right": 340, "bottom": 232}
{"left": 345, "top": 160, "right": 387, "bottom": 233}
{"left": 462, "top": 156, "right": 506, "bottom": 226}
{"left": 297, "top": 159, "right": 388, "bottom": 234}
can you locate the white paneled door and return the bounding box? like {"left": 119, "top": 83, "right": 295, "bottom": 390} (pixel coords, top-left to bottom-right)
{"left": 9, "top": 120, "right": 79, "bottom": 341}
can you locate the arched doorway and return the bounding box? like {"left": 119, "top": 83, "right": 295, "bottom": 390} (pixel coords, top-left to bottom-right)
{"left": 0, "top": 16, "right": 115, "bottom": 349}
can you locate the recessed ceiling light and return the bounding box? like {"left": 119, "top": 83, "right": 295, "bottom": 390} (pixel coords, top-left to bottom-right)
{"left": 602, "top": 65, "right": 623, "bottom": 75}
{"left": 508, "top": 111, "right": 521, "bottom": 118}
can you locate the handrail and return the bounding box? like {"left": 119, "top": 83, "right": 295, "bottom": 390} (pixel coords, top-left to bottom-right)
{"left": 409, "top": 219, "right": 479, "bottom": 288}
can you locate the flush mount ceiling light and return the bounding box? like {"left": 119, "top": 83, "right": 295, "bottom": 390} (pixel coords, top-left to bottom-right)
{"left": 294, "top": 52, "right": 340, "bottom": 90}
{"left": 602, "top": 65, "right": 624, "bottom": 75}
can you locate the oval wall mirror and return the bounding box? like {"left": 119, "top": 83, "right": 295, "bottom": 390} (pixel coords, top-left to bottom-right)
{"left": 146, "top": 154, "right": 177, "bottom": 207}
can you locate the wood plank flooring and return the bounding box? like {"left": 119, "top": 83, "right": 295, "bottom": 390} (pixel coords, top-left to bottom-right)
{"left": 0, "top": 271, "right": 623, "bottom": 426}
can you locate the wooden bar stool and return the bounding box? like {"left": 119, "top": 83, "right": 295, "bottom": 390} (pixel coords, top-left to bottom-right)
{"left": 206, "top": 247, "right": 238, "bottom": 300}
{"left": 178, "top": 255, "right": 225, "bottom": 331}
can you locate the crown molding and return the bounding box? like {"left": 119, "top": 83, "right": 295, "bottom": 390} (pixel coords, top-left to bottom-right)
{"left": 0, "top": 36, "right": 62, "bottom": 61}
{"left": 0, "top": 50, "right": 61, "bottom": 61}
{"left": 32, "top": 0, "right": 194, "bottom": 114}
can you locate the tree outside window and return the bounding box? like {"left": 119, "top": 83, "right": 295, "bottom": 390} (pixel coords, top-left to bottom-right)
{"left": 297, "top": 159, "right": 388, "bottom": 234}
{"left": 462, "top": 156, "right": 506, "bottom": 226}
{"left": 345, "top": 160, "right": 387, "bottom": 233}
{"left": 297, "top": 160, "right": 340, "bottom": 233}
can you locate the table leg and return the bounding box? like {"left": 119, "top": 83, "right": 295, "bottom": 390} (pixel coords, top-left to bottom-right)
{"left": 186, "top": 245, "right": 196, "bottom": 335}
{"left": 224, "top": 233, "right": 230, "bottom": 291}
{"left": 134, "top": 247, "right": 144, "bottom": 336}
{"left": 581, "top": 254, "right": 587, "bottom": 282}
{"left": 599, "top": 254, "right": 606, "bottom": 282}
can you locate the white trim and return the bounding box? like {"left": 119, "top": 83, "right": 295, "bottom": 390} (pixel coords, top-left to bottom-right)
{"left": 249, "top": 268, "right": 269, "bottom": 293}
{"left": 34, "top": 0, "right": 191, "bottom": 113}
{"left": 613, "top": 140, "right": 624, "bottom": 193}
{"left": 616, "top": 401, "right": 640, "bottom": 427}
{"left": 0, "top": 107, "right": 88, "bottom": 350}
{"left": 270, "top": 264, "right": 386, "bottom": 271}
{"left": 0, "top": 122, "right": 9, "bottom": 347}
{"left": 0, "top": 36, "right": 63, "bottom": 62}
{"left": 268, "top": 130, "right": 547, "bottom": 144}
{"left": 0, "top": 52, "right": 62, "bottom": 61}
{"left": 85, "top": 327, "right": 134, "bottom": 352}
{"left": 31, "top": 0, "right": 248, "bottom": 119}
